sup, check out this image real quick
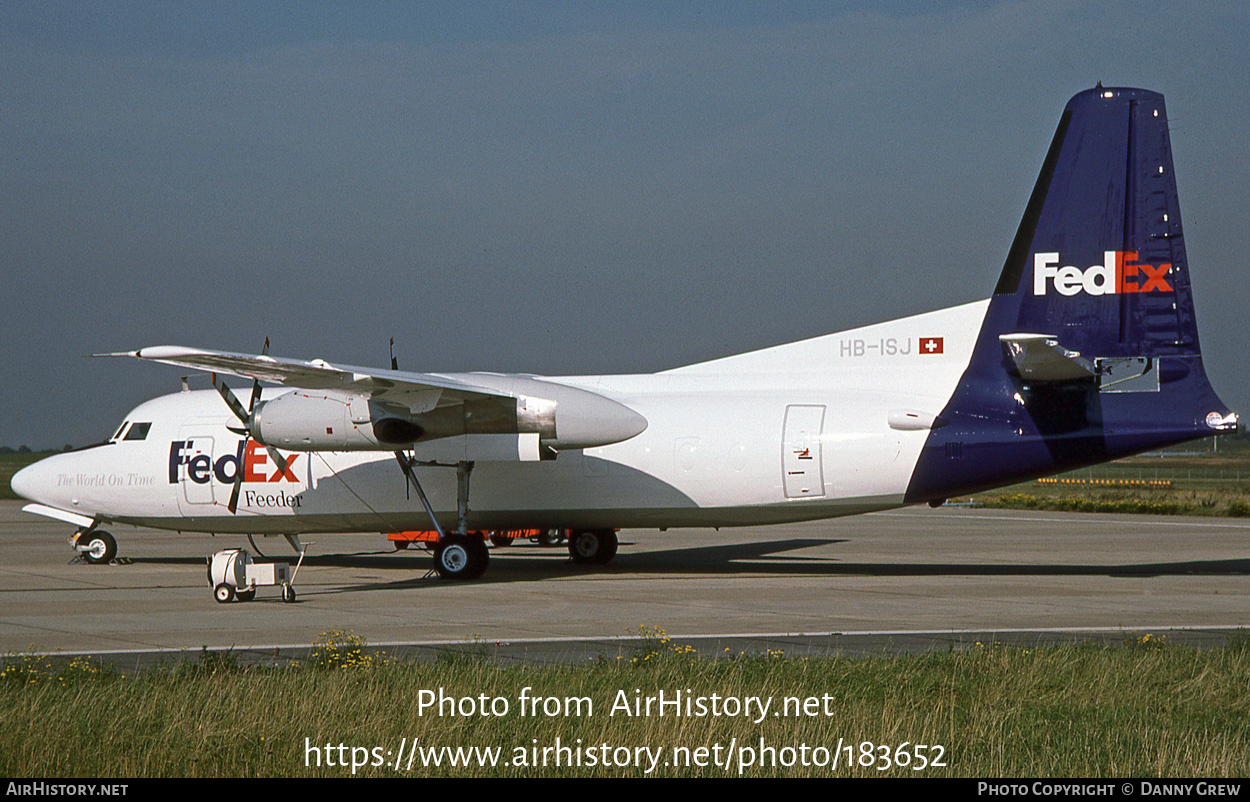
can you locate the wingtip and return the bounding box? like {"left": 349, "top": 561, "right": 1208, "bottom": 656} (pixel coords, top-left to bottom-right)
{"left": 88, "top": 346, "right": 194, "bottom": 359}
{"left": 86, "top": 350, "right": 140, "bottom": 359}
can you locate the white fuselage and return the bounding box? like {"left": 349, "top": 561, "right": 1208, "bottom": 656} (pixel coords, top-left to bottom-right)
{"left": 14, "top": 300, "right": 988, "bottom": 535}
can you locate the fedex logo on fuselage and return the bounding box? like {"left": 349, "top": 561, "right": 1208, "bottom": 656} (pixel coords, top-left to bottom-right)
{"left": 168, "top": 440, "right": 299, "bottom": 485}
{"left": 1033, "top": 251, "right": 1173, "bottom": 296}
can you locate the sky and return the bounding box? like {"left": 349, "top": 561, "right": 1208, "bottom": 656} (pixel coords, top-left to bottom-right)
{"left": 2, "top": 1, "right": 1247, "bottom": 449}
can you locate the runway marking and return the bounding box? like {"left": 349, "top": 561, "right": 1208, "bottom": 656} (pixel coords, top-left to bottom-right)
{"left": 17, "top": 624, "right": 1246, "bottom": 658}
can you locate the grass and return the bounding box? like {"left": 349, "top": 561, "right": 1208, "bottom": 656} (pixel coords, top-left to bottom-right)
{"left": 3, "top": 631, "right": 1250, "bottom": 777}
{"left": 963, "top": 457, "right": 1250, "bottom": 517}
{"left": 971, "top": 491, "right": 1222, "bottom": 516}
{"left": 942, "top": 433, "right": 1250, "bottom": 517}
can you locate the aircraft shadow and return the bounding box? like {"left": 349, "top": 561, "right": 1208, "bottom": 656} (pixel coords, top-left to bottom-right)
{"left": 171, "top": 538, "right": 1250, "bottom": 596}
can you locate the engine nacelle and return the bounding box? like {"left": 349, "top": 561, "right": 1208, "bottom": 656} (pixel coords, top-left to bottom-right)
{"left": 250, "top": 389, "right": 563, "bottom": 453}
{"left": 252, "top": 391, "right": 397, "bottom": 451}
{"left": 250, "top": 384, "right": 646, "bottom": 455}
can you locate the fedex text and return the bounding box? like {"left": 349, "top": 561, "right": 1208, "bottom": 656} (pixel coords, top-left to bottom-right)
{"left": 168, "top": 441, "right": 299, "bottom": 485}
{"left": 1033, "top": 251, "right": 1172, "bottom": 296}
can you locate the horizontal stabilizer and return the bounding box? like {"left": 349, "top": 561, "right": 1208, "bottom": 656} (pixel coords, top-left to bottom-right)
{"left": 999, "top": 333, "right": 1095, "bottom": 382}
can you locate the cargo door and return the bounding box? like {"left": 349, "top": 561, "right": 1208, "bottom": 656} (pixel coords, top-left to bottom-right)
{"left": 782, "top": 405, "right": 826, "bottom": 498}
{"left": 176, "top": 426, "right": 217, "bottom": 511}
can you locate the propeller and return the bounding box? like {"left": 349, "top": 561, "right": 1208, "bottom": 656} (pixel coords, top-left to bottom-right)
{"left": 211, "top": 339, "right": 292, "bottom": 514}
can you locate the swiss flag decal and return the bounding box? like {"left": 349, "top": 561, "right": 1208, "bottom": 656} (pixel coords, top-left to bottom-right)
{"left": 920, "top": 337, "right": 944, "bottom": 354}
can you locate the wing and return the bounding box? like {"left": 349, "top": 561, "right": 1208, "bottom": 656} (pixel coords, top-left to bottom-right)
{"left": 96, "top": 345, "right": 647, "bottom": 450}
{"left": 99, "top": 345, "right": 508, "bottom": 414}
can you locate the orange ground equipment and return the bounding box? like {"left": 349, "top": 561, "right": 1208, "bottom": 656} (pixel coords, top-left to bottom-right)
{"left": 387, "top": 528, "right": 567, "bottom": 549}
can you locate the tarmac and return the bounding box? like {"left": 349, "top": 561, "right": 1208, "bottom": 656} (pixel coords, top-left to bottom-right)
{"left": 2, "top": 499, "right": 1249, "bottom": 667}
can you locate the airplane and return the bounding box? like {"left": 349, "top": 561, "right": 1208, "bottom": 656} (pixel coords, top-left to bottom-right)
{"left": 10, "top": 86, "right": 1238, "bottom": 583}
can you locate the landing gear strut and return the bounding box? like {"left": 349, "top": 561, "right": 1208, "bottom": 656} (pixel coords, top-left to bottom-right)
{"left": 395, "top": 455, "right": 485, "bottom": 580}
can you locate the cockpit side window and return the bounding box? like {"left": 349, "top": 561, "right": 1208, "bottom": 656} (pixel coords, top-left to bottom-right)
{"left": 123, "top": 422, "right": 152, "bottom": 441}
{"left": 111, "top": 421, "right": 129, "bottom": 441}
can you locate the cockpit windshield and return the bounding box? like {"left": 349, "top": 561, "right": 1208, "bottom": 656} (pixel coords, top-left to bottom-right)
{"left": 123, "top": 422, "right": 152, "bottom": 441}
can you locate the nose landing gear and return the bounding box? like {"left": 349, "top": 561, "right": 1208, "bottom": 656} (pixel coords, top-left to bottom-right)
{"left": 73, "top": 529, "right": 117, "bottom": 565}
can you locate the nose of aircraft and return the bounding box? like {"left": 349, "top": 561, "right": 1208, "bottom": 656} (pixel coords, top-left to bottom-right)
{"left": 10, "top": 458, "right": 51, "bottom": 504}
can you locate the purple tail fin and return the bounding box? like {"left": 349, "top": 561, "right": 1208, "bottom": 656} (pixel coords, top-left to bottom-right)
{"left": 906, "top": 87, "right": 1235, "bottom": 504}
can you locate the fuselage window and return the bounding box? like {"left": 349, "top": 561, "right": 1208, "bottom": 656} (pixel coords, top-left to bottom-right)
{"left": 123, "top": 422, "right": 152, "bottom": 441}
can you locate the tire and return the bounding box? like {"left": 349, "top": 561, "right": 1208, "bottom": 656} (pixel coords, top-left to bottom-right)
{"left": 568, "top": 529, "right": 618, "bottom": 565}
{"left": 535, "top": 529, "right": 559, "bottom": 547}
{"left": 468, "top": 537, "right": 489, "bottom": 575}
{"left": 235, "top": 588, "right": 256, "bottom": 602}
{"left": 214, "top": 583, "right": 235, "bottom": 603}
{"left": 282, "top": 585, "right": 296, "bottom": 603}
{"left": 80, "top": 531, "right": 117, "bottom": 565}
{"left": 433, "top": 534, "right": 489, "bottom": 580}
{"left": 394, "top": 540, "right": 410, "bottom": 551}
{"left": 489, "top": 532, "right": 514, "bottom": 548}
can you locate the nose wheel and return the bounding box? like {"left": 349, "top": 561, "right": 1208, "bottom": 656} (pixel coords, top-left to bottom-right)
{"left": 75, "top": 530, "right": 117, "bottom": 565}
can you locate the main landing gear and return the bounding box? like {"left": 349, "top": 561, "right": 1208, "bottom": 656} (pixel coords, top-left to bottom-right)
{"left": 568, "top": 529, "right": 618, "bottom": 565}
{"left": 432, "top": 534, "right": 489, "bottom": 580}
{"left": 395, "top": 455, "right": 487, "bottom": 581}
{"left": 393, "top": 454, "right": 621, "bottom": 580}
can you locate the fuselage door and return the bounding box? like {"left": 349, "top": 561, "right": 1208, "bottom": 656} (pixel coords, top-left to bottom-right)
{"left": 176, "top": 427, "right": 217, "bottom": 508}
{"left": 782, "top": 405, "right": 826, "bottom": 498}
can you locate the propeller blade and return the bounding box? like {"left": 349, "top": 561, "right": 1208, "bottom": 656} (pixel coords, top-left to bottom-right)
{"left": 227, "top": 447, "right": 246, "bottom": 514}
{"left": 250, "top": 339, "right": 268, "bottom": 416}
{"left": 264, "top": 444, "right": 291, "bottom": 479}
{"left": 212, "top": 373, "right": 251, "bottom": 425}
{"left": 247, "top": 376, "right": 261, "bottom": 416}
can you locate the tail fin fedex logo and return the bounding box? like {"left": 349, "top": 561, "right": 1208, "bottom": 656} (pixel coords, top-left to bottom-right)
{"left": 1033, "top": 252, "right": 1173, "bottom": 296}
